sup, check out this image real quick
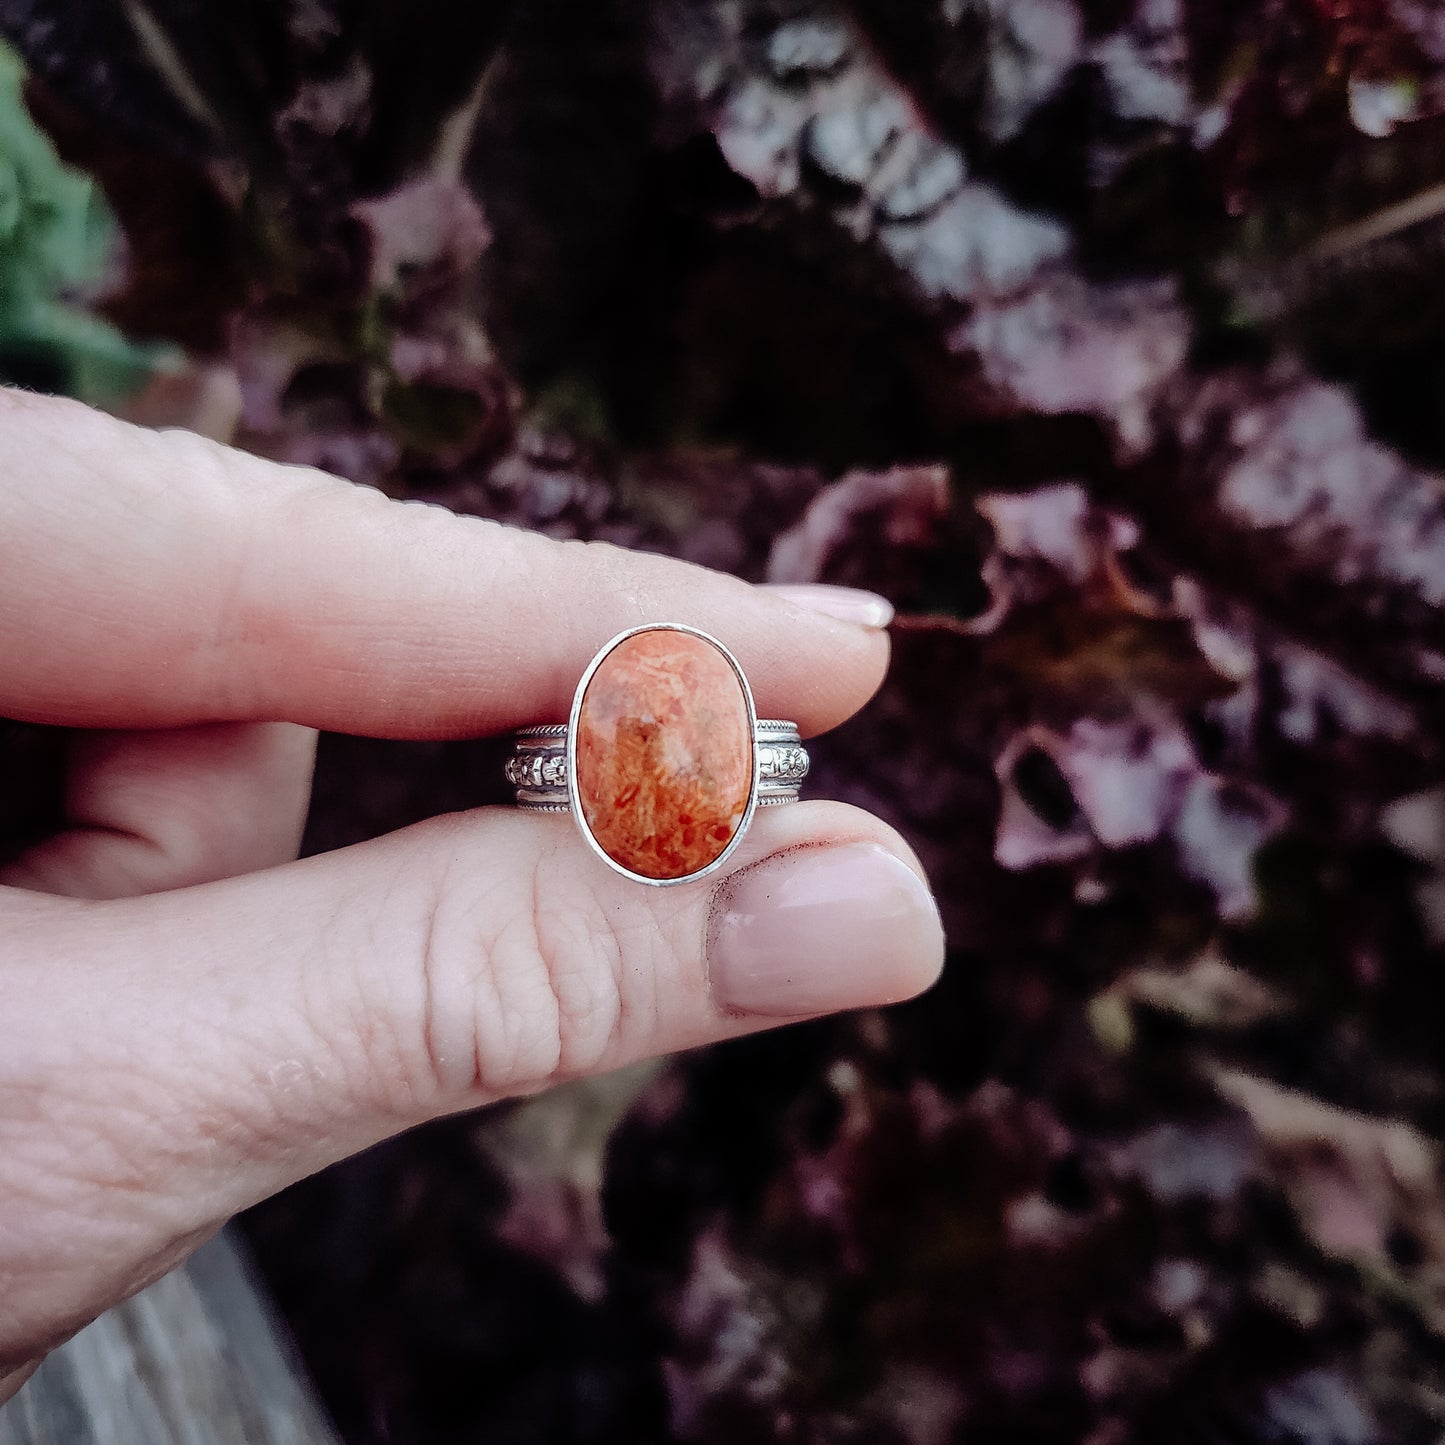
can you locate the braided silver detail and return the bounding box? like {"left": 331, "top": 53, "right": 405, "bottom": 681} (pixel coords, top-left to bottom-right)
{"left": 507, "top": 721, "right": 807, "bottom": 809}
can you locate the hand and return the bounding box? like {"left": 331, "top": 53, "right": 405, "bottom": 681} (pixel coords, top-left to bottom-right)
{"left": 0, "top": 389, "right": 944, "bottom": 1398}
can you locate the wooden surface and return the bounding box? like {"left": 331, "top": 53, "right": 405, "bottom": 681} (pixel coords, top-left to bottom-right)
{"left": 0, "top": 1231, "right": 340, "bottom": 1445}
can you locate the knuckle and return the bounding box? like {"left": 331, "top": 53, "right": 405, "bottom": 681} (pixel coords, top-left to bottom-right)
{"left": 413, "top": 849, "right": 627, "bottom": 1103}
{"left": 557, "top": 536, "right": 643, "bottom": 600}
{"left": 529, "top": 877, "right": 627, "bottom": 1083}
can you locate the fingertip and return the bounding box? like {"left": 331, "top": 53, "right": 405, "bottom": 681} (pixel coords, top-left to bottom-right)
{"left": 739, "top": 609, "right": 891, "bottom": 737}
{"left": 759, "top": 582, "right": 895, "bottom": 630}
{"left": 705, "top": 804, "right": 945, "bottom": 1018}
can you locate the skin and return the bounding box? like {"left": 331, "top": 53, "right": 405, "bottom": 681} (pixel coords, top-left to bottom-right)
{"left": 0, "top": 389, "right": 942, "bottom": 1399}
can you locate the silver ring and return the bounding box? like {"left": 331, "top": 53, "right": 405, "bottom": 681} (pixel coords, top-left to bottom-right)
{"left": 505, "top": 624, "right": 809, "bottom": 886}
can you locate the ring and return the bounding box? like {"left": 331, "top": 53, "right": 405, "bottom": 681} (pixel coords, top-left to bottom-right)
{"left": 505, "top": 623, "right": 809, "bottom": 886}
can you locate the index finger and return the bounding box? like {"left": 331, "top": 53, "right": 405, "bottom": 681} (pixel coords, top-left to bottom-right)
{"left": 0, "top": 391, "right": 890, "bottom": 737}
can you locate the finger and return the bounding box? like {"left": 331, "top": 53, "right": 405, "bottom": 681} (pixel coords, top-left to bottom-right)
{"left": 0, "top": 802, "right": 943, "bottom": 1352}
{"left": 0, "top": 1362, "right": 38, "bottom": 1406}
{"left": 0, "top": 391, "right": 891, "bottom": 736}
{"left": 0, "top": 722, "right": 316, "bottom": 899}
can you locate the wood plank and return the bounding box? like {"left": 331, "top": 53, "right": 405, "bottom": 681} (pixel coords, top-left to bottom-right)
{"left": 0, "top": 1231, "right": 339, "bottom": 1445}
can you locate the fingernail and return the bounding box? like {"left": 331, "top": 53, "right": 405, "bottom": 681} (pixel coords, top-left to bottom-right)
{"left": 709, "top": 842, "right": 945, "bottom": 1016}
{"left": 763, "top": 583, "right": 895, "bottom": 630}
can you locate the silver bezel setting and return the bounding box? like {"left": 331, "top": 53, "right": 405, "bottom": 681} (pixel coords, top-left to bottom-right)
{"left": 566, "top": 623, "right": 760, "bottom": 888}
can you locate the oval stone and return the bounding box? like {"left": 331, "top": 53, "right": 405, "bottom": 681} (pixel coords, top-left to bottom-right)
{"left": 575, "top": 629, "right": 754, "bottom": 880}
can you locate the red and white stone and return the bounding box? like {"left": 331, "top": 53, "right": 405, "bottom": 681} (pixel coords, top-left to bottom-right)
{"left": 574, "top": 629, "right": 754, "bottom": 881}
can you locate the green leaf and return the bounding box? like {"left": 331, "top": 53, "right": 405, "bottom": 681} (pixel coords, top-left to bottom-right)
{"left": 0, "top": 39, "right": 165, "bottom": 401}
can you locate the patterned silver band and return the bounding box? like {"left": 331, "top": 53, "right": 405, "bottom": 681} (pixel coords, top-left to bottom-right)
{"left": 506, "top": 720, "right": 809, "bottom": 811}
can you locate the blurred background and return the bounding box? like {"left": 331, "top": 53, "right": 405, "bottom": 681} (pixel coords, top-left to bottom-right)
{"left": 3, "top": 1, "right": 1445, "bottom": 1441}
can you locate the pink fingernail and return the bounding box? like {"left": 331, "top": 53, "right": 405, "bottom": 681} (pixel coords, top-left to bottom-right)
{"left": 763, "top": 583, "right": 895, "bottom": 630}
{"left": 708, "top": 842, "right": 944, "bottom": 1016}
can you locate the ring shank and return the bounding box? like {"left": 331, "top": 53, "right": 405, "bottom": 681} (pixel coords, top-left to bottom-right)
{"left": 507, "top": 720, "right": 808, "bottom": 809}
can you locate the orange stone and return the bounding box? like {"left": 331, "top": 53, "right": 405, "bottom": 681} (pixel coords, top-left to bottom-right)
{"left": 575, "top": 629, "right": 754, "bottom": 880}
